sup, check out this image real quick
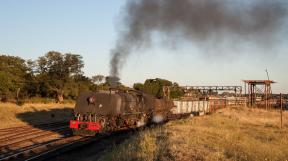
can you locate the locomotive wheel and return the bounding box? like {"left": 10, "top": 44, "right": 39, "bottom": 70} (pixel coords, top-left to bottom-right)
{"left": 72, "top": 129, "right": 79, "bottom": 135}
{"left": 72, "top": 129, "right": 97, "bottom": 136}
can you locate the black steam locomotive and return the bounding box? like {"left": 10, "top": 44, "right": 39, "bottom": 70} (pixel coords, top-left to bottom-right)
{"left": 70, "top": 89, "right": 174, "bottom": 136}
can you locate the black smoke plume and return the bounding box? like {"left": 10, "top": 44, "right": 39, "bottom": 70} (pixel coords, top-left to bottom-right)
{"left": 110, "top": 0, "right": 288, "bottom": 77}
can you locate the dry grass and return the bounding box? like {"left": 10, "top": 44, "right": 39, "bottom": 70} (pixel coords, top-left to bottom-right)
{"left": 99, "top": 107, "right": 288, "bottom": 161}
{"left": 0, "top": 103, "right": 74, "bottom": 128}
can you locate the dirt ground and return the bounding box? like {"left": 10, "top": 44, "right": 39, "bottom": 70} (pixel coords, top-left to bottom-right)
{"left": 0, "top": 103, "right": 74, "bottom": 128}
{"left": 98, "top": 107, "right": 288, "bottom": 161}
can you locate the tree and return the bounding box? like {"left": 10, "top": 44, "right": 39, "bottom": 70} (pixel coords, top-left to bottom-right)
{"left": 0, "top": 55, "right": 30, "bottom": 100}
{"left": 133, "top": 83, "right": 144, "bottom": 91}
{"left": 91, "top": 75, "right": 105, "bottom": 85}
{"left": 133, "top": 78, "right": 184, "bottom": 99}
{"left": 36, "top": 51, "right": 86, "bottom": 99}
{"left": 170, "top": 83, "right": 185, "bottom": 99}
{"left": 0, "top": 52, "right": 100, "bottom": 103}
{"left": 0, "top": 72, "right": 13, "bottom": 100}
{"left": 144, "top": 78, "right": 172, "bottom": 98}
{"left": 64, "top": 54, "right": 84, "bottom": 76}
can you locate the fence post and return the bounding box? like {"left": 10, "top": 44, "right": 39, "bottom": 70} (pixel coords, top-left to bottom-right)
{"left": 280, "top": 93, "right": 283, "bottom": 129}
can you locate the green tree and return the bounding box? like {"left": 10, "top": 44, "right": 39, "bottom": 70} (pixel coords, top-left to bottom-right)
{"left": 134, "top": 78, "right": 184, "bottom": 99}
{"left": 170, "top": 83, "right": 185, "bottom": 99}
{"left": 36, "top": 51, "right": 85, "bottom": 99}
{"left": 0, "top": 55, "right": 30, "bottom": 100}
{"left": 143, "top": 78, "right": 172, "bottom": 98}
{"left": 133, "top": 83, "right": 144, "bottom": 91}
{"left": 0, "top": 72, "right": 13, "bottom": 100}
{"left": 91, "top": 75, "right": 105, "bottom": 85}
{"left": 0, "top": 53, "right": 98, "bottom": 102}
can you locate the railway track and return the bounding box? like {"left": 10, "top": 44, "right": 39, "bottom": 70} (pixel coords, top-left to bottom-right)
{"left": 0, "top": 125, "right": 68, "bottom": 143}
{"left": 0, "top": 122, "right": 132, "bottom": 161}
{"left": 26, "top": 130, "right": 130, "bottom": 161}
{"left": 26, "top": 115, "right": 193, "bottom": 161}
{"left": 0, "top": 122, "right": 73, "bottom": 161}
{"left": 0, "top": 114, "right": 192, "bottom": 161}
{"left": 1, "top": 127, "right": 142, "bottom": 161}
{"left": 0, "top": 135, "right": 87, "bottom": 161}
{"left": 0, "top": 121, "right": 67, "bottom": 135}
{"left": 24, "top": 134, "right": 110, "bottom": 161}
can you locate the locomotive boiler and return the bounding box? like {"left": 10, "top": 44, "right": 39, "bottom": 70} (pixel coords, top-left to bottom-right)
{"left": 70, "top": 89, "right": 174, "bottom": 135}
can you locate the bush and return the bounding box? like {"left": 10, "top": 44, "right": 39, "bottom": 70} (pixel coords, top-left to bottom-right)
{"left": 25, "top": 97, "right": 56, "bottom": 104}
{"left": 0, "top": 96, "right": 8, "bottom": 103}
{"left": 16, "top": 100, "right": 25, "bottom": 106}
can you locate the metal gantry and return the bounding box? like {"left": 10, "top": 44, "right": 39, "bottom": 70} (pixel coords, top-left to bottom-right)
{"left": 181, "top": 86, "right": 242, "bottom": 95}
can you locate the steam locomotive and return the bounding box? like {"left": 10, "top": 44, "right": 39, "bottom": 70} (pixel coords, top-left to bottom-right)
{"left": 70, "top": 89, "right": 174, "bottom": 136}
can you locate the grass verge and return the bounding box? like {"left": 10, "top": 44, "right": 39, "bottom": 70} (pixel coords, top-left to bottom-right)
{"left": 99, "top": 107, "right": 288, "bottom": 161}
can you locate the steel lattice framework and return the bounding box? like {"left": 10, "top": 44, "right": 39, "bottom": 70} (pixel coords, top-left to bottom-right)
{"left": 243, "top": 80, "right": 275, "bottom": 109}
{"left": 180, "top": 86, "right": 242, "bottom": 94}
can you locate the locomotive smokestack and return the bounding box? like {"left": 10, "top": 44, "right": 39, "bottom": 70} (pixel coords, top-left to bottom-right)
{"left": 110, "top": 0, "right": 288, "bottom": 77}
{"left": 106, "top": 76, "right": 121, "bottom": 88}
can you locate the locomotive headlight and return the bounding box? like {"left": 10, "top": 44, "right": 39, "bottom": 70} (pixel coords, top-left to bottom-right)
{"left": 88, "top": 96, "right": 96, "bottom": 104}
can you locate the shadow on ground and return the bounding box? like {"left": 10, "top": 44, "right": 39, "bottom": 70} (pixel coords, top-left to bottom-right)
{"left": 0, "top": 107, "right": 74, "bottom": 158}
{"left": 15, "top": 107, "right": 74, "bottom": 134}
{"left": 44, "top": 129, "right": 140, "bottom": 161}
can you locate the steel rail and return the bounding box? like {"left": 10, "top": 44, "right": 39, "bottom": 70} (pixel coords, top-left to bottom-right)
{"left": 0, "top": 136, "right": 84, "bottom": 161}
{"left": 0, "top": 125, "right": 67, "bottom": 142}
{"left": 0, "top": 122, "right": 67, "bottom": 134}
{"left": 0, "top": 126, "right": 69, "bottom": 146}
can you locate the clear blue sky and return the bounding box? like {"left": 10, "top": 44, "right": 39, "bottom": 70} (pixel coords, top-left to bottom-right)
{"left": 0, "top": 0, "right": 287, "bottom": 93}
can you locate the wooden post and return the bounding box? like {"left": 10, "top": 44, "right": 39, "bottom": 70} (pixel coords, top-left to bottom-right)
{"left": 264, "top": 84, "right": 268, "bottom": 110}
{"left": 280, "top": 93, "right": 283, "bottom": 129}
{"left": 244, "top": 82, "right": 246, "bottom": 97}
